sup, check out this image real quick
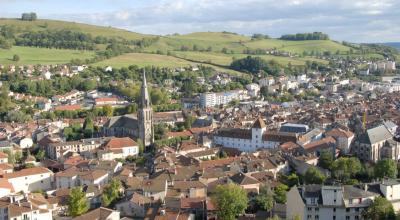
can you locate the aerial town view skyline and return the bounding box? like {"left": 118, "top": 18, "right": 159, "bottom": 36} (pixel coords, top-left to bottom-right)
{"left": 0, "top": 0, "right": 399, "bottom": 219}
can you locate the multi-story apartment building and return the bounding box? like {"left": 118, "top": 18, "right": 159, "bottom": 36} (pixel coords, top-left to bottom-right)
{"left": 287, "top": 185, "right": 378, "bottom": 220}
{"left": 200, "top": 89, "right": 249, "bottom": 108}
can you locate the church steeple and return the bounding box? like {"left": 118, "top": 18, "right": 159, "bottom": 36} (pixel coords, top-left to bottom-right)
{"left": 140, "top": 70, "right": 151, "bottom": 108}
{"left": 138, "top": 70, "right": 154, "bottom": 148}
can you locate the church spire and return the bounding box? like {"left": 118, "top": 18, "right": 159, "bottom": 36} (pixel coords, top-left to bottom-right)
{"left": 141, "top": 70, "right": 151, "bottom": 108}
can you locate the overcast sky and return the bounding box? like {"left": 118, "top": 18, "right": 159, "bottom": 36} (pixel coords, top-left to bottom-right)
{"left": 1, "top": 0, "right": 399, "bottom": 43}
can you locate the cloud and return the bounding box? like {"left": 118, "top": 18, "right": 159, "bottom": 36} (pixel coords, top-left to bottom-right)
{"left": 2, "top": 0, "right": 399, "bottom": 42}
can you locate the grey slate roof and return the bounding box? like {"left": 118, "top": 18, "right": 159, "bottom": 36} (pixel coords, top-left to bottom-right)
{"left": 343, "top": 185, "right": 377, "bottom": 199}
{"left": 366, "top": 125, "right": 393, "bottom": 144}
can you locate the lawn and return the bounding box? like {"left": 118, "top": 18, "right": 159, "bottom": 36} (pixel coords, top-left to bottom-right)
{"left": 0, "top": 46, "right": 95, "bottom": 65}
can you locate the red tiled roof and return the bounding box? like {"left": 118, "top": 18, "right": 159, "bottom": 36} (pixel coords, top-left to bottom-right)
{"left": 167, "top": 130, "right": 193, "bottom": 138}
{"left": 303, "top": 136, "right": 336, "bottom": 151}
{"left": 105, "top": 137, "right": 137, "bottom": 149}
{"left": 325, "top": 128, "right": 354, "bottom": 138}
{"left": 55, "top": 104, "right": 81, "bottom": 111}
{"left": 3, "top": 167, "right": 52, "bottom": 179}
{"left": 0, "top": 152, "right": 8, "bottom": 159}
{"left": 95, "top": 97, "right": 118, "bottom": 102}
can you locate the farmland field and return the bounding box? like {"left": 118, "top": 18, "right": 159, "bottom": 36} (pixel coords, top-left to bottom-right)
{"left": 0, "top": 46, "right": 95, "bottom": 65}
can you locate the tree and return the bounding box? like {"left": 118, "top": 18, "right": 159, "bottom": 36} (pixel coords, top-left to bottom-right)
{"left": 12, "top": 54, "right": 20, "bottom": 62}
{"left": 274, "top": 184, "right": 289, "bottom": 204}
{"left": 83, "top": 116, "right": 94, "bottom": 138}
{"left": 256, "top": 186, "right": 274, "bottom": 212}
{"left": 213, "top": 184, "right": 248, "bottom": 220}
{"left": 102, "top": 178, "right": 122, "bottom": 207}
{"left": 35, "top": 149, "right": 45, "bottom": 161}
{"left": 68, "top": 187, "right": 89, "bottom": 217}
{"left": 318, "top": 150, "right": 334, "bottom": 170}
{"left": 362, "top": 197, "right": 395, "bottom": 220}
{"left": 285, "top": 173, "right": 299, "bottom": 187}
{"left": 184, "top": 114, "right": 195, "bottom": 129}
{"left": 14, "top": 151, "right": 22, "bottom": 164}
{"left": 375, "top": 159, "right": 397, "bottom": 179}
{"left": 102, "top": 105, "right": 113, "bottom": 117}
{"left": 304, "top": 167, "right": 326, "bottom": 184}
{"left": 331, "top": 157, "right": 362, "bottom": 183}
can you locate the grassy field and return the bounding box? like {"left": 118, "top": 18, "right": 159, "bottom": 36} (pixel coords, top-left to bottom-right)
{"left": 0, "top": 18, "right": 152, "bottom": 41}
{"left": 94, "top": 53, "right": 196, "bottom": 68}
{"left": 244, "top": 39, "right": 351, "bottom": 54}
{"left": 172, "top": 51, "right": 328, "bottom": 66}
{"left": 93, "top": 52, "right": 245, "bottom": 76}
{"left": 0, "top": 46, "right": 95, "bottom": 65}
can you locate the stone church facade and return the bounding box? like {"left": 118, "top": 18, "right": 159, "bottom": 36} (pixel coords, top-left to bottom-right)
{"left": 102, "top": 71, "right": 154, "bottom": 148}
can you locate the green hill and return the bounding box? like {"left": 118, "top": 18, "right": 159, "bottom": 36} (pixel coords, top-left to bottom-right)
{"left": 0, "top": 18, "right": 384, "bottom": 70}
{"left": 0, "top": 18, "right": 152, "bottom": 41}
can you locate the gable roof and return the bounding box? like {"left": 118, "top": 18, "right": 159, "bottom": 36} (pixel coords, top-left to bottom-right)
{"left": 252, "top": 117, "right": 266, "bottom": 129}
{"left": 73, "top": 207, "right": 117, "bottom": 220}
{"left": 230, "top": 172, "right": 259, "bottom": 185}
{"left": 105, "top": 137, "right": 137, "bottom": 149}
{"left": 367, "top": 125, "right": 393, "bottom": 144}
{"left": 3, "top": 167, "right": 52, "bottom": 179}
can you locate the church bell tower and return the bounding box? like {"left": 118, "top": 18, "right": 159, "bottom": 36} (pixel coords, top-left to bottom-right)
{"left": 138, "top": 70, "right": 154, "bottom": 148}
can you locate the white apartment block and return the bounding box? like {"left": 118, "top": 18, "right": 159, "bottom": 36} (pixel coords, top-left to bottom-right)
{"left": 200, "top": 89, "right": 249, "bottom": 108}
{"left": 287, "top": 185, "right": 378, "bottom": 220}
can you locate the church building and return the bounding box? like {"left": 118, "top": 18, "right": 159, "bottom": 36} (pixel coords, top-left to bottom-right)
{"left": 102, "top": 71, "right": 154, "bottom": 148}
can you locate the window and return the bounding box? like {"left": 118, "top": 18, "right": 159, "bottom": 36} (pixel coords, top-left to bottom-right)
{"left": 346, "top": 208, "right": 350, "bottom": 212}
{"left": 307, "top": 215, "right": 312, "bottom": 219}
{"left": 334, "top": 199, "right": 336, "bottom": 203}
{"left": 355, "top": 208, "right": 359, "bottom": 212}
{"left": 315, "top": 215, "right": 319, "bottom": 219}
{"left": 308, "top": 207, "right": 312, "bottom": 211}
{"left": 349, "top": 199, "right": 353, "bottom": 204}
{"left": 359, "top": 198, "right": 362, "bottom": 203}
{"left": 333, "top": 208, "right": 336, "bottom": 212}
{"left": 355, "top": 216, "right": 359, "bottom": 220}
{"left": 315, "top": 207, "right": 319, "bottom": 212}
{"left": 333, "top": 216, "right": 336, "bottom": 220}
{"left": 311, "top": 198, "right": 316, "bottom": 204}
{"left": 346, "top": 216, "right": 350, "bottom": 220}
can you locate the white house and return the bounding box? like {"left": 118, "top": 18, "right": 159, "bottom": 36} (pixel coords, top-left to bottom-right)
{"left": 55, "top": 167, "right": 109, "bottom": 189}
{"left": 99, "top": 137, "right": 139, "bottom": 160}
{"left": 246, "top": 83, "right": 260, "bottom": 97}
{"left": 4, "top": 167, "right": 53, "bottom": 193}
{"left": 19, "top": 137, "right": 33, "bottom": 149}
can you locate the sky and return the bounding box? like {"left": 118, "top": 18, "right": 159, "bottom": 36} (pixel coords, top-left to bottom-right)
{"left": 0, "top": 0, "right": 399, "bottom": 43}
